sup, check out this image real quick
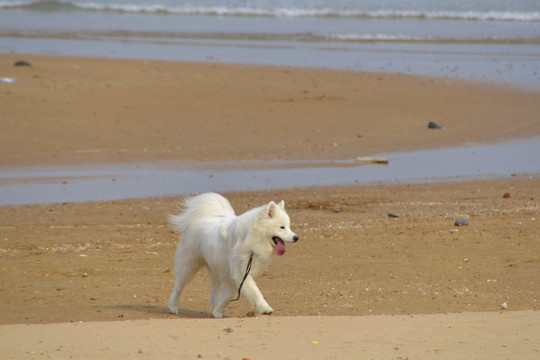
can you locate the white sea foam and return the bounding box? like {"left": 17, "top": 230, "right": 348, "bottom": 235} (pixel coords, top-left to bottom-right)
{"left": 319, "top": 33, "right": 426, "bottom": 42}
{"left": 1, "top": 0, "right": 539, "bottom": 22}
{"left": 81, "top": 5, "right": 540, "bottom": 22}
{"left": 316, "top": 32, "right": 538, "bottom": 43}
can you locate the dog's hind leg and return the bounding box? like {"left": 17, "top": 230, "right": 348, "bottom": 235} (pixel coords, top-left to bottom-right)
{"left": 209, "top": 273, "right": 236, "bottom": 318}
{"left": 168, "top": 252, "right": 203, "bottom": 315}
{"left": 240, "top": 276, "right": 274, "bottom": 315}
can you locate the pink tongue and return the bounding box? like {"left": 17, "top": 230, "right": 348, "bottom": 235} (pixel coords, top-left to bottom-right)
{"left": 275, "top": 239, "right": 286, "bottom": 256}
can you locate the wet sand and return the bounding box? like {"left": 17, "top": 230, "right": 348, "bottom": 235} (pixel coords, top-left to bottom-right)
{"left": 1, "top": 54, "right": 540, "bottom": 359}
{"left": 2, "top": 54, "right": 540, "bottom": 166}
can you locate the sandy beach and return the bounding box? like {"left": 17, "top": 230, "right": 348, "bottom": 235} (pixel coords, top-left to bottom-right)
{"left": 2, "top": 54, "right": 540, "bottom": 166}
{"left": 1, "top": 54, "right": 540, "bottom": 358}
{"left": 2, "top": 312, "right": 539, "bottom": 359}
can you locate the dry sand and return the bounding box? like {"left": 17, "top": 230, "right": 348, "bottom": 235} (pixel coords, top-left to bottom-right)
{"left": 2, "top": 312, "right": 539, "bottom": 359}
{"left": 1, "top": 54, "right": 540, "bottom": 359}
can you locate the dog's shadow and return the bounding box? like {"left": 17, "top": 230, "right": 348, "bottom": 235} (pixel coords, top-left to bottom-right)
{"left": 107, "top": 304, "right": 215, "bottom": 319}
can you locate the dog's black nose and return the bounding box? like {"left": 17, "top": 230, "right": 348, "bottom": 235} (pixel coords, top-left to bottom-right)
{"left": 293, "top": 235, "right": 299, "bottom": 242}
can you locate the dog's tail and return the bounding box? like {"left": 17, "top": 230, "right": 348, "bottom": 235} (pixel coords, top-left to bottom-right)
{"left": 168, "top": 192, "right": 235, "bottom": 233}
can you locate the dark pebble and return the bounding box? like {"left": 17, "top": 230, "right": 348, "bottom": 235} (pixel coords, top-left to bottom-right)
{"left": 427, "top": 121, "right": 444, "bottom": 129}
{"left": 14, "top": 60, "right": 32, "bottom": 67}
{"left": 454, "top": 219, "right": 469, "bottom": 226}
{"left": 388, "top": 213, "right": 399, "bottom": 218}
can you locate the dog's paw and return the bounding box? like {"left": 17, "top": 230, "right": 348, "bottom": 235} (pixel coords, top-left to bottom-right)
{"left": 168, "top": 304, "right": 179, "bottom": 315}
{"left": 212, "top": 311, "right": 223, "bottom": 319}
{"left": 259, "top": 306, "right": 274, "bottom": 315}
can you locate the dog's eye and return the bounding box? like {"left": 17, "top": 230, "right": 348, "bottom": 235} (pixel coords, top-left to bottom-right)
{"left": 280, "top": 226, "right": 285, "bottom": 229}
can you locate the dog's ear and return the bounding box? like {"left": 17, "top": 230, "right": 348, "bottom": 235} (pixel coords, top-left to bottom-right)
{"left": 278, "top": 200, "right": 285, "bottom": 209}
{"left": 267, "top": 201, "right": 276, "bottom": 218}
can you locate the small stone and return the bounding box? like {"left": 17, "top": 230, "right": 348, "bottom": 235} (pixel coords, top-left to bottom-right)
{"left": 500, "top": 302, "right": 508, "bottom": 310}
{"left": 223, "top": 327, "right": 233, "bottom": 333}
{"left": 503, "top": 192, "right": 511, "bottom": 198}
{"left": 388, "top": 213, "right": 399, "bottom": 218}
{"left": 14, "top": 60, "right": 32, "bottom": 67}
{"left": 454, "top": 219, "right": 469, "bottom": 226}
{"left": 427, "top": 121, "right": 444, "bottom": 129}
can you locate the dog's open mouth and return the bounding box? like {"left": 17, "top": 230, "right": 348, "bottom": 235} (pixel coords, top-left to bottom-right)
{"left": 272, "top": 236, "right": 286, "bottom": 256}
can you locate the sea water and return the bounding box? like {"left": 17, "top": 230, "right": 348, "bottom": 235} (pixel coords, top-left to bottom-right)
{"left": 1, "top": 137, "right": 539, "bottom": 205}
{"left": 1, "top": 0, "right": 540, "bottom": 89}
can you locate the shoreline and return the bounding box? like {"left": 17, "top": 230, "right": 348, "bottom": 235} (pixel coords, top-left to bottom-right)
{"left": 3, "top": 26, "right": 540, "bottom": 92}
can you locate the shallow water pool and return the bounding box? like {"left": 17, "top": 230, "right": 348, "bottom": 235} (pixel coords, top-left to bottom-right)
{"left": 1, "top": 137, "right": 539, "bottom": 206}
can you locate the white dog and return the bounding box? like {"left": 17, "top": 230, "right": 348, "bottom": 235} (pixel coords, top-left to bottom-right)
{"left": 167, "top": 192, "right": 299, "bottom": 318}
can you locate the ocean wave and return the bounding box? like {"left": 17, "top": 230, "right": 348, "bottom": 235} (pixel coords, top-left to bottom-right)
{"left": 2, "top": 0, "right": 540, "bottom": 22}
{"left": 314, "top": 32, "right": 540, "bottom": 44}
{"left": 4, "top": 28, "right": 537, "bottom": 45}
{"left": 318, "top": 33, "right": 426, "bottom": 42}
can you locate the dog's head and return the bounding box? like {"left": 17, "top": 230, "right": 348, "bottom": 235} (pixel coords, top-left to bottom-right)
{"left": 265, "top": 200, "right": 298, "bottom": 256}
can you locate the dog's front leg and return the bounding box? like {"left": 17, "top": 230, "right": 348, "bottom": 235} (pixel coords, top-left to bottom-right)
{"left": 240, "top": 276, "right": 274, "bottom": 315}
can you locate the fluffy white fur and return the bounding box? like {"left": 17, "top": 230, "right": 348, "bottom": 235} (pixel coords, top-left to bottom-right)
{"left": 167, "top": 192, "right": 298, "bottom": 318}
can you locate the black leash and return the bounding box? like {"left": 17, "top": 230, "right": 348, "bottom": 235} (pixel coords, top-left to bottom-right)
{"left": 231, "top": 252, "right": 254, "bottom": 302}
